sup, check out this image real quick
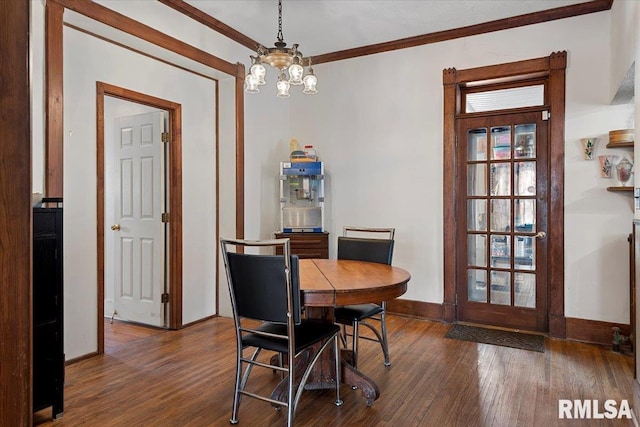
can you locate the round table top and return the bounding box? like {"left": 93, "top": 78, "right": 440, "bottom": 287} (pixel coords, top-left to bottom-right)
{"left": 299, "top": 259, "right": 411, "bottom": 307}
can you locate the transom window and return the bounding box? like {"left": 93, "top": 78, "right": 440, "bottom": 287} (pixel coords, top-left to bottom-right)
{"left": 463, "top": 82, "right": 546, "bottom": 113}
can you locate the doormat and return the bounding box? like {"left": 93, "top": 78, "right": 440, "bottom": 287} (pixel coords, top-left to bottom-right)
{"left": 445, "top": 324, "right": 545, "bottom": 353}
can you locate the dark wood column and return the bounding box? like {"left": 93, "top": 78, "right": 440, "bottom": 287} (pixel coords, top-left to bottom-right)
{"left": 547, "top": 51, "right": 567, "bottom": 338}
{"left": 0, "top": 0, "right": 33, "bottom": 425}
{"left": 45, "top": 1, "right": 64, "bottom": 197}
{"left": 442, "top": 67, "right": 458, "bottom": 323}
{"left": 235, "top": 63, "right": 245, "bottom": 241}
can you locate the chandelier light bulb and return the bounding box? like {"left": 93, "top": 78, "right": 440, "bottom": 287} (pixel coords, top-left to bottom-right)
{"left": 302, "top": 70, "right": 318, "bottom": 95}
{"left": 244, "top": 73, "right": 260, "bottom": 94}
{"left": 288, "top": 63, "right": 304, "bottom": 85}
{"left": 277, "top": 72, "right": 291, "bottom": 98}
{"left": 250, "top": 62, "right": 266, "bottom": 86}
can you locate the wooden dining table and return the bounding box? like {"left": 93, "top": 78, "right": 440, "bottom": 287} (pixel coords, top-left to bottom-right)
{"left": 271, "top": 258, "right": 411, "bottom": 406}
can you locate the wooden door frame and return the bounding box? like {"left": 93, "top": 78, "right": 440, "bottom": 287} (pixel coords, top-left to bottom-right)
{"left": 97, "top": 82, "right": 183, "bottom": 353}
{"left": 442, "top": 51, "right": 567, "bottom": 338}
{"left": 0, "top": 0, "right": 31, "bottom": 424}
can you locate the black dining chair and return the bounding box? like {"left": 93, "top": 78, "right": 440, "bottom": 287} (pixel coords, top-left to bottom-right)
{"left": 220, "top": 238, "right": 342, "bottom": 426}
{"left": 334, "top": 227, "right": 395, "bottom": 368}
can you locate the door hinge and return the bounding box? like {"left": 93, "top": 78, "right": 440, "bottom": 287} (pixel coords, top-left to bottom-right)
{"left": 162, "top": 212, "right": 169, "bottom": 223}
{"left": 161, "top": 293, "right": 169, "bottom": 303}
{"left": 455, "top": 293, "right": 458, "bottom": 305}
{"left": 542, "top": 111, "right": 550, "bottom": 121}
{"left": 162, "top": 132, "right": 169, "bottom": 143}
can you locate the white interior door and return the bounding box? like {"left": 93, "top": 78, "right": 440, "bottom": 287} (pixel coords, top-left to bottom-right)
{"left": 111, "top": 111, "right": 166, "bottom": 327}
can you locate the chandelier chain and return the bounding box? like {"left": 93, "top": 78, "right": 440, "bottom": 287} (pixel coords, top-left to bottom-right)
{"left": 277, "top": 0, "right": 284, "bottom": 42}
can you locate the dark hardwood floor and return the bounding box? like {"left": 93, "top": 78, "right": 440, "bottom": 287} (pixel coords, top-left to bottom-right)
{"left": 34, "top": 315, "right": 634, "bottom": 426}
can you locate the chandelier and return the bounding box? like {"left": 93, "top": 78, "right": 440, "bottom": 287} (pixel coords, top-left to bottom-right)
{"left": 244, "top": 0, "right": 318, "bottom": 97}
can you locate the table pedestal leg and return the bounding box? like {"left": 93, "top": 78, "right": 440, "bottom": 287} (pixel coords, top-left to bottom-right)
{"left": 269, "top": 349, "right": 312, "bottom": 405}
{"left": 340, "top": 349, "right": 380, "bottom": 406}
{"left": 269, "top": 343, "right": 380, "bottom": 406}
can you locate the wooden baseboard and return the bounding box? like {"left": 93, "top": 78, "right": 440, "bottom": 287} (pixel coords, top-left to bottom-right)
{"left": 66, "top": 351, "right": 97, "bottom": 366}
{"left": 549, "top": 312, "right": 567, "bottom": 339}
{"left": 388, "top": 299, "right": 630, "bottom": 347}
{"left": 181, "top": 314, "right": 218, "bottom": 329}
{"left": 386, "top": 299, "right": 443, "bottom": 320}
{"left": 565, "top": 317, "right": 631, "bottom": 347}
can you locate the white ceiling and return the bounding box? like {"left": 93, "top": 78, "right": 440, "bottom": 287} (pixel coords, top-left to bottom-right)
{"left": 184, "top": 0, "right": 594, "bottom": 56}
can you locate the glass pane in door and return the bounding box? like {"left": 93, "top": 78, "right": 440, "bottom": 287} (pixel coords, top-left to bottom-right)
{"left": 468, "top": 234, "right": 487, "bottom": 267}
{"left": 490, "top": 235, "right": 510, "bottom": 268}
{"left": 514, "top": 272, "right": 535, "bottom": 308}
{"left": 515, "top": 162, "right": 536, "bottom": 196}
{"left": 514, "top": 124, "right": 536, "bottom": 159}
{"left": 490, "top": 270, "right": 511, "bottom": 305}
{"left": 514, "top": 236, "right": 535, "bottom": 270}
{"left": 468, "top": 129, "right": 487, "bottom": 161}
{"left": 468, "top": 164, "right": 487, "bottom": 196}
{"left": 514, "top": 199, "right": 536, "bottom": 232}
{"left": 491, "top": 127, "right": 511, "bottom": 160}
{"left": 490, "top": 199, "right": 510, "bottom": 232}
{"left": 468, "top": 269, "right": 487, "bottom": 303}
{"left": 467, "top": 199, "right": 487, "bottom": 231}
{"left": 490, "top": 164, "right": 511, "bottom": 196}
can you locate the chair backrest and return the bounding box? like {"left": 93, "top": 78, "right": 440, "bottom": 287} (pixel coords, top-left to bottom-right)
{"left": 338, "top": 227, "right": 395, "bottom": 265}
{"left": 220, "top": 238, "right": 301, "bottom": 325}
{"left": 343, "top": 226, "right": 395, "bottom": 240}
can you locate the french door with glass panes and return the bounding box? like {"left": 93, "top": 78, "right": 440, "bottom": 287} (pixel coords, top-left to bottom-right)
{"left": 456, "top": 111, "right": 549, "bottom": 331}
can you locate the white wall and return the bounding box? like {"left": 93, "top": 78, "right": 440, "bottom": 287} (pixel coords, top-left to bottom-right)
{"left": 30, "top": 0, "right": 286, "bottom": 358}
{"left": 217, "top": 78, "right": 237, "bottom": 318}
{"left": 270, "top": 11, "right": 634, "bottom": 324}
{"left": 62, "top": 26, "right": 219, "bottom": 358}
{"left": 610, "top": 0, "right": 637, "bottom": 102}
{"left": 94, "top": 0, "right": 246, "bottom": 64}
{"left": 31, "top": 1, "right": 45, "bottom": 194}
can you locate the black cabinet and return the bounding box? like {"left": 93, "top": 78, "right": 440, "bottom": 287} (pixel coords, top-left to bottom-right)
{"left": 33, "top": 198, "right": 64, "bottom": 419}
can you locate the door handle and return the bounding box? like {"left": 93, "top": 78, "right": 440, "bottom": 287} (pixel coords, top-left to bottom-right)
{"left": 111, "top": 224, "right": 121, "bottom": 231}
{"left": 535, "top": 231, "right": 546, "bottom": 239}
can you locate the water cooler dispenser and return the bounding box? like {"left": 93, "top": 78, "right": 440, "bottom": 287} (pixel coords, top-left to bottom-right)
{"left": 280, "top": 161, "right": 324, "bottom": 232}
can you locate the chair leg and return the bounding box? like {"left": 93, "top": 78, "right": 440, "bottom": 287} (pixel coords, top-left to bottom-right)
{"left": 359, "top": 318, "right": 391, "bottom": 367}
{"left": 352, "top": 320, "right": 359, "bottom": 370}
{"left": 231, "top": 347, "right": 262, "bottom": 424}
{"left": 230, "top": 355, "right": 241, "bottom": 425}
{"left": 278, "top": 352, "right": 285, "bottom": 379}
{"left": 340, "top": 324, "right": 348, "bottom": 348}
{"left": 334, "top": 334, "right": 343, "bottom": 406}
{"left": 286, "top": 350, "right": 296, "bottom": 427}
{"left": 380, "top": 310, "right": 391, "bottom": 366}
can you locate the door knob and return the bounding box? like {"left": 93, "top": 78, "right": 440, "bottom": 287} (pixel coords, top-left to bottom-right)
{"left": 111, "top": 224, "right": 121, "bottom": 231}
{"left": 535, "top": 231, "right": 546, "bottom": 239}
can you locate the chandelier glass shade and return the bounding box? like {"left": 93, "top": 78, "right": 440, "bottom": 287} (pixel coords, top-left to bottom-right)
{"left": 245, "top": 0, "right": 317, "bottom": 97}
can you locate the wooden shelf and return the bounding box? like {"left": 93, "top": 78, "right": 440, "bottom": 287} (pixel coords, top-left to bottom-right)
{"left": 607, "top": 186, "right": 633, "bottom": 192}
{"left": 606, "top": 141, "right": 634, "bottom": 149}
